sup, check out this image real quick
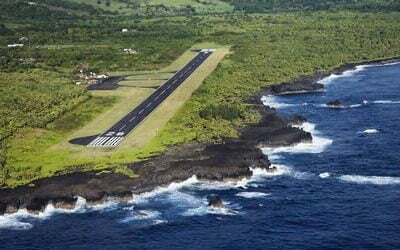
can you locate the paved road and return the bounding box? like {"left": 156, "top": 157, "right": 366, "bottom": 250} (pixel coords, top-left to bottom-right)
{"left": 87, "top": 76, "right": 125, "bottom": 90}
{"left": 87, "top": 49, "right": 214, "bottom": 148}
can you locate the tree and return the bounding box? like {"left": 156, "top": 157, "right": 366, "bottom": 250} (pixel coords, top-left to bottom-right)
{"left": 97, "top": 0, "right": 102, "bottom": 4}
{"left": 0, "top": 23, "right": 9, "bottom": 34}
{"left": 105, "top": 1, "right": 111, "bottom": 7}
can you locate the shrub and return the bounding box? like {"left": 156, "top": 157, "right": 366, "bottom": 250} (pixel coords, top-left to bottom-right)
{"left": 200, "top": 104, "right": 241, "bottom": 121}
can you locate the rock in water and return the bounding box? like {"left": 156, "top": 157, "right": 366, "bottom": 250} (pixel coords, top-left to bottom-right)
{"left": 327, "top": 99, "right": 344, "bottom": 108}
{"left": 207, "top": 194, "right": 225, "bottom": 208}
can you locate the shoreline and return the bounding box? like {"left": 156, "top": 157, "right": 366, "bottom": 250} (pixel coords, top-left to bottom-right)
{"left": 1, "top": 56, "right": 399, "bottom": 216}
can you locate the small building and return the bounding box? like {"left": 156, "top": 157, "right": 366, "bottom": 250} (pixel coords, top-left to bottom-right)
{"left": 8, "top": 44, "right": 24, "bottom": 48}
{"left": 122, "top": 28, "right": 128, "bottom": 33}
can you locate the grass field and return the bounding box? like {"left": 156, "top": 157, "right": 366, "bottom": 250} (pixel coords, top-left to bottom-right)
{"left": 65, "top": 0, "right": 233, "bottom": 14}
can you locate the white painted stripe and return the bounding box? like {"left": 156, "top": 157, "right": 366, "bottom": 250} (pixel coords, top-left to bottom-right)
{"left": 104, "top": 137, "right": 119, "bottom": 146}
{"left": 160, "top": 90, "right": 166, "bottom": 95}
{"left": 146, "top": 102, "right": 151, "bottom": 108}
{"left": 129, "top": 116, "right": 136, "bottom": 122}
{"left": 90, "top": 137, "right": 105, "bottom": 146}
{"left": 119, "top": 125, "right": 126, "bottom": 131}
{"left": 88, "top": 137, "right": 102, "bottom": 146}
{"left": 111, "top": 137, "right": 123, "bottom": 146}
{"left": 96, "top": 137, "right": 110, "bottom": 146}
{"left": 154, "top": 95, "right": 160, "bottom": 100}
{"left": 88, "top": 137, "right": 103, "bottom": 147}
{"left": 138, "top": 109, "right": 143, "bottom": 114}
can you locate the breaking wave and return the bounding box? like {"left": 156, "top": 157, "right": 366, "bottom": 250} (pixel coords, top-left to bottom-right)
{"left": 262, "top": 122, "right": 332, "bottom": 157}
{"left": 0, "top": 196, "right": 87, "bottom": 231}
{"left": 261, "top": 95, "right": 295, "bottom": 108}
{"left": 358, "top": 129, "right": 379, "bottom": 134}
{"left": 319, "top": 172, "right": 331, "bottom": 179}
{"left": 235, "top": 192, "right": 271, "bottom": 199}
{"left": 318, "top": 65, "right": 367, "bottom": 85}
{"left": 373, "top": 100, "right": 400, "bottom": 104}
{"left": 339, "top": 175, "right": 400, "bottom": 185}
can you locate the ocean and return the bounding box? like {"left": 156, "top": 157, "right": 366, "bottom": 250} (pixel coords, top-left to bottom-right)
{"left": 1, "top": 62, "right": 400, "bottom": 249}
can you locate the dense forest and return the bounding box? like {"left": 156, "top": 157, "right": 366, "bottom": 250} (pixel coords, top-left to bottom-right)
{"left": 221, "top": 0, "right": 400, "bottom": 12}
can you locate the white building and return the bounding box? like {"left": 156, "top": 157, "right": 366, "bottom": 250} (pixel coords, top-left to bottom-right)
{"left": 122, "top": 28, "right": 128, "bottom": 33}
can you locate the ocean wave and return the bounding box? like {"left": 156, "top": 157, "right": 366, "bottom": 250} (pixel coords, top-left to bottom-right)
{"left": 120, "top": 210, "right": 161, "bottom": 223}
{"left": 339, "top": 175, "right": 400, "bottom": 185}
{"left": 0, "top": 196, "right": 112, "bottom": 231}
{"left": 318, "top": 65, "right": 366, "bottom": 85}
{"left": 131, "top": 175, "right": 199, "bottom": 203}
{"left": 319, "top": 172, "right": 331, "bottom": 179}
{"left": 373, "top": 100, "right": 400, "bottom": 104}
{"left": 235, "top": 192, "right": 271, "bottom": 198}
{"left": 182, "top": 199, "right": 240, "bottom": 217}
{"left": 262, "top": 122, "right": 332, "bottom": 157}
{"left": 358, "top": 129, "right": 379, "bottom": 134}
{"left": 261, "top": 95, "right": 295, "bottom": 108}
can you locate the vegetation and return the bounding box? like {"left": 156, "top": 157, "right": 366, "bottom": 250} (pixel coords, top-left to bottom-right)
{"left": 0, "top": 0, "right": 399, "bottom": 187}
{"left": 221, "top": 0, "right": 400, "bottom": 12}
{"left": 200, "top": 104, "right": 242, "bottom": 121}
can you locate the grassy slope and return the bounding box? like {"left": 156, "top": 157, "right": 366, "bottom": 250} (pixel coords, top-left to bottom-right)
{"left": 66, "top": 0, "right": 233, "bottom": 14}
{"left": 1, "top": 12, "right": 400, "bottom": 187}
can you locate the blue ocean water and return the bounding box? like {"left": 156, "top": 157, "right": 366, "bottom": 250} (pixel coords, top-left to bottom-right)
{"left": 1, "top": 62, "right": 400, "bottom": 249}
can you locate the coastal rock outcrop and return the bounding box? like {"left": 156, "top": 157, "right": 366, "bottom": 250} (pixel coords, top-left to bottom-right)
{"left": 240, "top": 106, "right": 312, "bottom": 147}
{"left": 326, "top": 100, "right": 346, "bottom": 108}
{"left": 207, "top": 194, "right": 225, "bottom": 208}
{"left": 269, "top": 80, "right": 324, "bottom": 95}
{"left": 0, "top": 141, "right": 270, "bottom": 215}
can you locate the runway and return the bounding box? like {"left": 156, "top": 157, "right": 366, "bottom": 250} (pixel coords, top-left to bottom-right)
{"left": 87, "top": 49, "right": 214, "bottom": 147}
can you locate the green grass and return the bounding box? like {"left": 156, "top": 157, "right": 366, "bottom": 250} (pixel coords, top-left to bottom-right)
{"left": 65, "top": 0, "right": 132, "bottom": 13}
{"left": 65, "top": 0, "right": 233, "bottom": 14}
{"left": 148, "top": 0, "right": 233, "bottom": 13}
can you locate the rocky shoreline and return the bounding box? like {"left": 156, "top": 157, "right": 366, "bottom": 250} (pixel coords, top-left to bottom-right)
{"left": 1, "top": 56, "right": 398, "bottom": 216}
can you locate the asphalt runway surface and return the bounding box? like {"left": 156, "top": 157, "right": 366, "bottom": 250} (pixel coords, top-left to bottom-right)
{"left": 87, "top": 76, "right": 125, "bottom": 90}
{"left": 86, "top": 49, "right": 213, "bottom": 147}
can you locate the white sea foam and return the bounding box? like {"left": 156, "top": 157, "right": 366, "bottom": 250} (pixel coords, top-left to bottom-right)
{"left": 319, "top": 103, "right": 363, "bottom": 109}
{"left": 131, "top": 175, "right": 199, "bottom": 203}
{"left": 235, "top": 192, "right": 270, "bottom": 198}
{"left": 0, "top": 196, "right": 111, "bottom": 231}
{"left": 373, "top": 100, "right": 400, "bottom": 104}
{"left": 372, "top": 61, "right": 400, "bottom": 67}
{"left": 339, "top": 175, "right": 400, "bottom": 185}
{"left": 261, "top": 95, "right": 295, "bottom": 108}
{"left": 182, "top": 199, "right": 239, "bottom": 217}
{"left": 358, "top": 129, "right": 379, "bottom": 134}
{"left": 319, "top": 61, "right": 400, "bottom": 86}
{"left": 318, "top": 65, "right": 366, "bottom": 85}
{"left": 319, "top": 172, "right": 331, "bottom": 179}
{"left": 121, "top": 210, "right": 161, "bottom": 223}
{"left": 262, "top": 122, "right": 332, "bottom": 157}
